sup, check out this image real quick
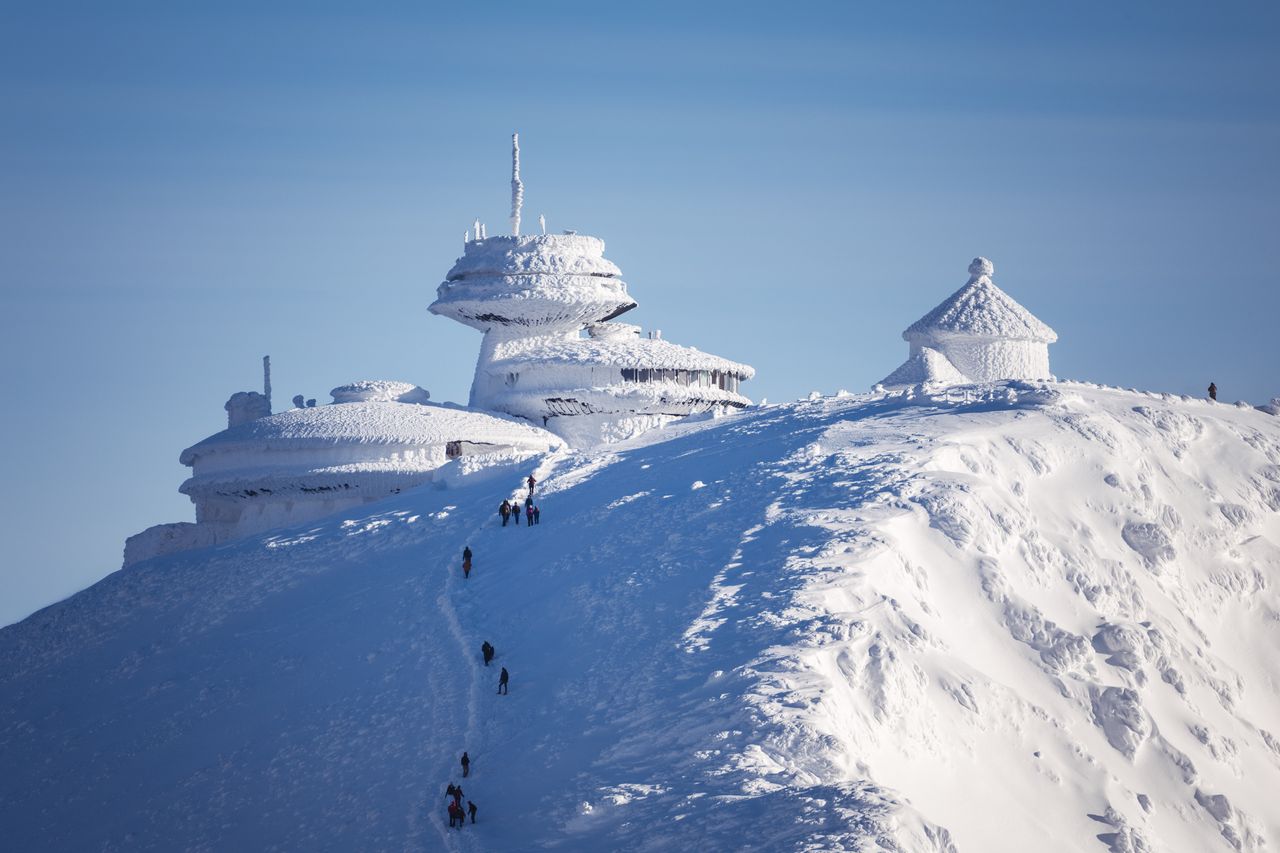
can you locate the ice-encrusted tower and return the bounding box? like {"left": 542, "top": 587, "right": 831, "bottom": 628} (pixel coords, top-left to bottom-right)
{"left": 430, "top": 136, "right": 753, "bottom": 446}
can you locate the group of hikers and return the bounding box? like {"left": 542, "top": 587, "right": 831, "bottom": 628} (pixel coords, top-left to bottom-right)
{"left": 445, "top": 778, "right": 477, "bottom": 829}
{"left": 498, "top": 475, "right": 541, "bottom": 526}
{"left": 442, "top": 473, "right": 538, "bottom": 829}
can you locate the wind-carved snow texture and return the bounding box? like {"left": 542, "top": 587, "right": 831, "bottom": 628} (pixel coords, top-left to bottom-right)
{"left": 2, "top": 382, "right": 1279, "bottom": 851}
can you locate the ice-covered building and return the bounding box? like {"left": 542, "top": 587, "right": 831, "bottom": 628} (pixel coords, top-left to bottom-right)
{"left": 430, "top": 135, "right": 754, "bottom": 446}
{"left": 878, "top": 257, "right": 1057, "bottom": 389}
{"left": 126, "top": 134, "right": 752, "bottom": 563}
{"left": 125, "top": 378, "right": 562, "bottom": 565}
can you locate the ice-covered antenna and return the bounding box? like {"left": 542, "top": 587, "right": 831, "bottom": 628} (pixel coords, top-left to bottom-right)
{"left": 510, "top": 132, "right": 524, "bottom": 236}
{"left": 262, "top": 355, "right": 272, "bottom": 413}
{"left": 539, "top": 213, "right": 546, "bottom": 235}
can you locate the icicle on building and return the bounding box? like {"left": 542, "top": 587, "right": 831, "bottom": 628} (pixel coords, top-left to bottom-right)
{"left": 878, "top": 257, "right": 1057, "bottom": 389}
{"left": 430, "top": 135, "right": 755, "bottom": 447}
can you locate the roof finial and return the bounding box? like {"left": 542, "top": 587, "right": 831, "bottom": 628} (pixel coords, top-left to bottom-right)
{"left": 968, "top": 256, "right": 994, "bottom": 281}
{"left": 511, "top": 132, "right": 524, "bottom": 237}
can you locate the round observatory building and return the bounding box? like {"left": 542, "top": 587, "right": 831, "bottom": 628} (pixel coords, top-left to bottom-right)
{"left": 430, "top": 136, "right": 754, "bottom": 447}
{"left": 124, "top": 380, "right": 562, "bottom": 565}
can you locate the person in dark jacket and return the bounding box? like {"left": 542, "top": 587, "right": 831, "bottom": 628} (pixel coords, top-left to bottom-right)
{"left": 527, "top": 474, "right": 536, "bottom": 496}
{"left": 526, "top": 503, "right": 534, "bottom": 526}
{"left": 498, "top": 667, "right": 509, "bottom": 694}
{"left": 462, "top": 545, "right": 473, "bottom": 578}
{"left": 499, "top": 501, "right": 510, "bottom": 526}
{"left": 461, "top": 751, "right": 470, "bottom": 777}
{"left": 1208, "top": 382, "right": 1218, "bottom": 401}
{"left": 468, "top": 800, "right": 478, "bottom": 824}
{"left": 512, "top": 501, "right": 520, "bottom": 524}
{"left": 533, "top": 505, "right": 540, "bottom": 525}
{"left": 448, "top": 801, "right": 459, "bottom": 828}
{"left": 481, "top": 641, "right": 494, "bottom": 666}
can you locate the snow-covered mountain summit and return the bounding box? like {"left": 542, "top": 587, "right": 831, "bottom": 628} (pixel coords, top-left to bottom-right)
{"left": 2, "top": 382, "right": 1278, "bottom": 851}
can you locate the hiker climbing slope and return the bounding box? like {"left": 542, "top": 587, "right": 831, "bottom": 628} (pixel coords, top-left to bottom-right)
{"left": 498, "top": 666, "right": 509, "bottom": 695}
{"left": 462, "top": 546, "right": 473, "bottom": 579}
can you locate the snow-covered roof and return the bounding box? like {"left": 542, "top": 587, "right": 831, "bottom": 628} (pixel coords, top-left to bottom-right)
{"left": 904, "top": 257, "right": 1057, "bottom": 344}
{"left": 430, "top": 234, "right": 636, "bottom": 333}
{"left": 330, "top": 380, "right": 430, "bottom": 405}
{"left": 878, "top": 346, "right": 968, "bottom": 389}
{"left": 444, "top": 234, "right": 621, "bottom": 280}
{"left": 181, "top": 400, "right": 562, "bottom": 465}
{"left": 486, "top": 333, "right": 756, "bottom": 377}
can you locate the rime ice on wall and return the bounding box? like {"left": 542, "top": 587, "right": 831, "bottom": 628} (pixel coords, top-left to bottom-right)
{"left": 225, "top": 391, "right": 270, "bottom": 427}
{"left": 879, "top": 257, "right": 1057, "bottom": 389}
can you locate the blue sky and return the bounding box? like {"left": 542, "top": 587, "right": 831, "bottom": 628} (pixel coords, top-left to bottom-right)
{"left": 2, "top": 1, "right": 1278, "bottom": 625}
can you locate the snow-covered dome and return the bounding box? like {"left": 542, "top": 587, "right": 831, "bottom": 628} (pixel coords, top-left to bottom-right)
{"left": 430, "top": 234, "right": 637, "bottom": 334}
{"left": 330, "top": 380, "right": 430, "bottom": 405}
{"left": 180, "top": 401, "right": 557, "bottom": 466}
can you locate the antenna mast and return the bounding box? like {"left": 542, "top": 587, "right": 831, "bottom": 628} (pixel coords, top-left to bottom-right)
{"left": 510, "top": 132, "right": 524, "bottom": 236}
{"left": 263, "top": 355, "right": 272, "bottom": 413}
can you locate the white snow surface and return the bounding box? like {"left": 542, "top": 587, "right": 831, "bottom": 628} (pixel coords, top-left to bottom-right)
{"left": 4, "top": 382, "right": 1280, "bottom": 852}
{"left": 180, "top": 401, "right": 561, "bottom": 465}
{"left": 878, "top": 345, "right": 969, "bottom": 389}
{"left": 488, "top": 332, "right": 755, "bottom": 376}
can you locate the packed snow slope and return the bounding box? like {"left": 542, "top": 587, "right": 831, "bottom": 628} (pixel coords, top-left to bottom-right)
{"left": 3, "top": 382, "right": 1279, "bottom": 852}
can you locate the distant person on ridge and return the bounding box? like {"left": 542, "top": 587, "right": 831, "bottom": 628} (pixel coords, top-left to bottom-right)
{"left": 527, "top": 474, "right": 536, "bottom": 496}
{"left": 498, "top": 667, "right": 509, "bottom": 694}
{"left": 1208, "top": 382, "right": 1218, "bottom": 401}
{"left": 461, "top": 751, "right": 470, "bottom": 777}
{"left": 481, "top": 640, "right": 494, "bottom": 666}
{"left": 468, "top": 800, "right": 478, "bottom": 824}
{"left": 499, "top": 500, "right": 511, "bottom": 526}
{"left": 462, "top": 546, "right": 473, "bottom": 579}
{"left": 533, "top": 505, "right": 541, "bottom": 525}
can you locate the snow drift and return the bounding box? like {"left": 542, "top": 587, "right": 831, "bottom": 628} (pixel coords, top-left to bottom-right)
{"left": 2, "top": 382, "right": 1279, "bottom": 851}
